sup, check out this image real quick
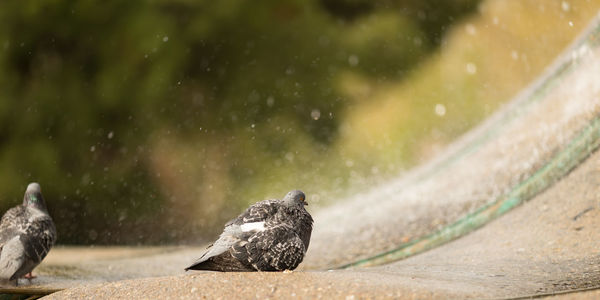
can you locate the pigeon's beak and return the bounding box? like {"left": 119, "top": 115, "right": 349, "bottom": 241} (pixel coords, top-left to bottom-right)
{"left": 302, "top": 198, "right": 308, "bottom": 206}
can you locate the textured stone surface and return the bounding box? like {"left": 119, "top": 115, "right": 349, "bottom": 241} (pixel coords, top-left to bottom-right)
{"left": 9, "top": 8, "right": 600, "bottom": 300}
{"left": 41, "top": 150, "right": 600, "bottom": 299}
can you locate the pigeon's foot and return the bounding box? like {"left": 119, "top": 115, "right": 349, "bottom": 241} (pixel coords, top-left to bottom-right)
{"left": 24, "top": 272, "right": 37, "bottom": 280}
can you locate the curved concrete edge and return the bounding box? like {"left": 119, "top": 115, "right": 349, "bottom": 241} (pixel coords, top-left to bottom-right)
{"left": 374, "top": 148, "right": 600, "bottom": 298}
{"left": 303, "top": 12, "right": 600, "bottom": 269}
{"left": 42, "top": 128, "right": 600, "bottom": 300}
{"left": 340, "top": 114, "right": 600, "bottom": 269}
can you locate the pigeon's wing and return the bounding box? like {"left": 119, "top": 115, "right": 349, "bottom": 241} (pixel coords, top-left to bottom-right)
{"left": 226, "top": 199, "right": 280, "bottom": 226}
{"left": 185, "top": 224, "right": 248, "bottom": 271}
{"left": 0, "top": 206, "right": 25, "bottom": 247}
{"left": 231, "top": 224, "right": 306, "bottom": 271}
{"left": 185, "top": 250, "right": 253, "bottom": 272}
{"left": 0, "top": 236, "right": 25, "bottom": 281}
{"left": 0, "top": 206, "right": 27, "bottom": 281}
{"left": 297, "top": 208, "right": 314, "bottom": 251}
{"left": 22, "top": 216, "right": 56, "bottom": 265}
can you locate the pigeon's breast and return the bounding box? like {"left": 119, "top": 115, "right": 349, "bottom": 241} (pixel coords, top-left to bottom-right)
{"left": 26, "top": 207, "right": 49, "bottom": 222}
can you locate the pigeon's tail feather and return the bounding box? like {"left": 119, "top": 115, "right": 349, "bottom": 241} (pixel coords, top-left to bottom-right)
{"left": 185, "top": 225, "right": 248, "bottom": 271}
{"left": 0, "top": 278, "right": 15, "bottom": 287}
{"left": 0, "top": 237, "right": 25, "bottom": 281}
{"left": 185, "top": 252, "right": 254, "bottom": 272}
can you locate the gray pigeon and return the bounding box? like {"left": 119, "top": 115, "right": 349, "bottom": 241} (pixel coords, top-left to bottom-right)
{"left": 0, "top": 183, "right": 56, "bottom": 285}
{"left": 186, "top": 190, "right": 313, "bottom": 272}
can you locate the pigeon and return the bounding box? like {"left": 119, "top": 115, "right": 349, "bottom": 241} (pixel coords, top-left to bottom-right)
{"left": 186, "top": 190, "right": 313, "bottom": 272}
{"left": 0, "top": 183, "right": 57, "bottom": 286}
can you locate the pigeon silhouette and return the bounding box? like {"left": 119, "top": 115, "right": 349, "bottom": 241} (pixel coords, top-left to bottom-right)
{"left": 186, "top": 190, "right": 313, "bottom": 272}
{"left": 0, "top": 183, "right": 57, "bottom": 286}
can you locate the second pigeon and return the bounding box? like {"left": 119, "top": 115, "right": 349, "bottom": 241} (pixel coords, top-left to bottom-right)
{"left": 186, "top": 190, "right": 313, "bottom": 272}
{"left": 0, "top": 183, "right": 56, "bottom": 286}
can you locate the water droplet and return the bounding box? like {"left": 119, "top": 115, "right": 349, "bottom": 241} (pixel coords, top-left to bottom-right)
{"left": 348, "top": 55, "right": 359, "bottom": 67}
{"left": 90, "top": 146, "right": 96, "bottom": 152}
{"left": 311, "top": 194, "right": 321, "bottom": 203}
{"left": 435, "top": 104, "right": 446, "bottom": 116}
{"left": 88, "top": 230, "right": 98, "bottom": 241}
{"left": 318, "top": 35, "right": 330, "bottom": 46}
{"left": 107, "top": 131, "right": 114, "bottom": 139}
{"left": 285, "top": 152, "right": 294, "bottom": 162}
{"left": 465, "top": 24, "right": 476, "bottom": 35}
{"left": 311, "top": 109, "right": 321, "bottom": 120}
{"left": 162, "top": 36, "right": 169, "bottom": 42}
{"left": 465, "top": 62, "right": 477, "bottom": 75}
{"left": 266, "top": 96, "right": 275, "bottom": 107}
{"left": 413, "top": 37, "right": 422, "bottom": 46}
{"left": 561, "top": 1, "right": 570, "bottom": 12}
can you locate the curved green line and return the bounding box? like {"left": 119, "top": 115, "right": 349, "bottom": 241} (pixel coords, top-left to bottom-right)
{"left": 339, "top": 114, "right": 600, "bottom": 269}
{"left": 338, "top": 15, "right": 600, "bottom": 269}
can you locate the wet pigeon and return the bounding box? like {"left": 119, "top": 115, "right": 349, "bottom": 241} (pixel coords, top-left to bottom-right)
{"left": 0, "top": 183, "right": 56, "bottom": 285}
{"left": 186, "top": 190, "right": 313, "bottom": 272}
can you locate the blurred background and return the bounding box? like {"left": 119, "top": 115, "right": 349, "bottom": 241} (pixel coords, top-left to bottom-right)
{"left": 0, "top": 0, "right": 598, "bottom": 245}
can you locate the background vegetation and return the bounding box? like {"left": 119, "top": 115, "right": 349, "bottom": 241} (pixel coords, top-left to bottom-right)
{"left": 0, "top": 0, "right": 598, "bottom": 244}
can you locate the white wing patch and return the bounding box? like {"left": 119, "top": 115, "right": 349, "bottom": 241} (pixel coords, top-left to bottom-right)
{"left": 240, "top": 221, "right": 265, "bottom": 232}
{"left": 0, "top": 236, "right": 25, "bottom": 280}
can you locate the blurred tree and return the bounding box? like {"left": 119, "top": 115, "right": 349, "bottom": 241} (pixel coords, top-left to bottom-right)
{"left": 0, "top": 0, "right": 480, "bottom": 244}
{"left": 320, "top": 0, "right": 481, "bottom": 43}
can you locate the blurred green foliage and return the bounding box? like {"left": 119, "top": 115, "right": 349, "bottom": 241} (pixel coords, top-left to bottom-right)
{"left": 0, "top": 0, "right": 479, "bottom": 244}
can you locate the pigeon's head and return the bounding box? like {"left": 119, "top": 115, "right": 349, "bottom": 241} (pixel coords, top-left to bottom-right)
{"left": 283, "top": 190, "right": 307, "bottom": 207}
{"left": 23, "top": 182, "right": 47, "bottom": 210}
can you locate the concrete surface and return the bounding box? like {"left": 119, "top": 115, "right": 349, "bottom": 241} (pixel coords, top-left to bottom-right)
{"left": 5, "top": 9, "right": 600, "bottom": 300}
{"left": 42, "top": 149, "right": 600, "bottom": 299}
